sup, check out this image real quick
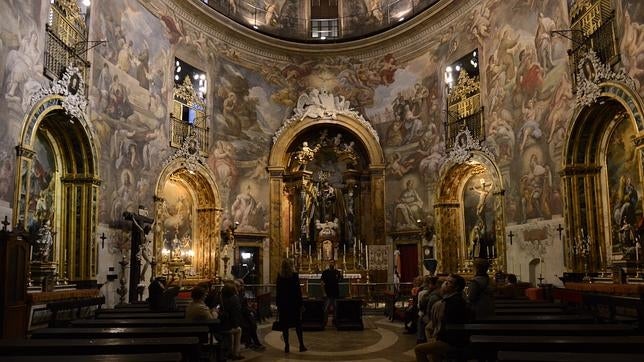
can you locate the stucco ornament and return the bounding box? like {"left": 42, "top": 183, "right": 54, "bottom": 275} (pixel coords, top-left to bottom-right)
{"left": 575, "top": 50, "right": 636, "bottom": 108}
{"left": 444, "top": 128, "right": 494, "bottom": 165}
{"left": 29, "top": 66, "right": 88, "bottom": 121}
{"left": 163, "top": 128, "right": 205, "bottom": 173}
{"left": 273, "top": 88, "right": 379, "bottom": 144}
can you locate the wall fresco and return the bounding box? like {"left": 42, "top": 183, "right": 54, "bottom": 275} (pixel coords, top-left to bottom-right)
{"left": 161, "top": 181, "right": 193, "bottom": 251}
{"left": 90, "top": 0, "right": 172, "bottom": 224}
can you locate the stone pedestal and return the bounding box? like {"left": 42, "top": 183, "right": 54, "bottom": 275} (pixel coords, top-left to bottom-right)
{"left": 30, "top": 261, "right": 57, "bottom": 291}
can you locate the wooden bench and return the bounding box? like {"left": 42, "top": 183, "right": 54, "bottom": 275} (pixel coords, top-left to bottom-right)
{"left": 46, "top": 296, "right": 105, "bottom": 327}
{"left": 476, "top": 315, "right": 594, "bottom": 324}
{"left": 70, "top": 318, "right": 220, "bottom": 331}
{"left": 114, "top": 303, "right": 150, "bottom": 310}
{"left": 1, "top": 353, "right": 183, "bottom": 362}
{"left": 31, "top": 326, "right": 210, "bottom": 344}
{"left": 95, "top": 312, "right": 185, "bottom": 319}
{"left": 495, "top": 302, "right": 563, "bottom": 309}
{"left": 255, "top": 292, "right": 272, "bottom": 322}
{"left": 494, "top": 308, "right": 566, "bottom": 315}
{"left": 447, "top": 323, "right": 638, "bottom": 336}
{"left": 0, "top": 337, "right": 200, "bottom": 361}
{"left": 497, "top": 351, "right": 644, "bottom": 361}
{"left": 470, "top": 335, "right": 644, "bottom": 358}
{"left": 582, "top": 293, "right": 644, "bottom": 328}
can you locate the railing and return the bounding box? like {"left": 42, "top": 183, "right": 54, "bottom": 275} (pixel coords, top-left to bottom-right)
{"left": 569, "top": 13, "right": 619, "bottom": 89}
{"left": 170, "top": 116, "right": 209, "bottom": 154}
{"left": 45, "top": 3, "right": 89, "bottom": 81}
{"left": 445, "top": 108, "right": 484, "bottom": 149}
{"left": 200, "top": 0, "right": 439, "bottom": 42}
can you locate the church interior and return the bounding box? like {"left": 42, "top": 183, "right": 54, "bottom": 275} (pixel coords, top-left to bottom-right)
{"left": 1, "top": 0, "right": 644, "bottom": 360}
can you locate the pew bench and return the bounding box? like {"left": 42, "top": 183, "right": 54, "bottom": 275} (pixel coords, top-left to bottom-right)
{"left": 497, "top": 351, "right": 644, "bottom": 362}
{"left": 31, "top": 326, "right": 210, "bottom": 344}
{"left": 95, "top": 312, "right": 185, "bottom": 319}
{"left": 447, "top": 323, "right": 638, "bottom": 337}
{"left": 494, "top": 308, "right": 566, "bottom": 315}
{"left": 46, "top": 296, "right": 105, "bottom": 327}
{"left": 476, "top": 315, "right": 594, "bottom": 324}
{"left": 1, "top": 352, "right": 183, "bottom": 362}
{"left": 470, "top": 335, "right": 644, "bottom": 359}
{"left": 0, "top": 337, "right": 200, "bottom": 362}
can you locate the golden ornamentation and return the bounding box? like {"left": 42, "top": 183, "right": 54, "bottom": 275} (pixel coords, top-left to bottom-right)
{"left": 448, "top": 72, "right": 480, "bottom": 104}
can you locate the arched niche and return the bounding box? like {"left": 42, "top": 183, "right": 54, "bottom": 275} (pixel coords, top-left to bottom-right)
{"left": 562, "top": 81, "right": 644, "bottom": 273}
{"left": 15, "top": 94, "right": 100, "bottom": 282}
{"left": 434, "top": 151, "right": 505, "bottom": 274}
{"left": 268, "top": 113, "right": 385, "bottom": 282}
{"left": 154, "top": 159, "right": 221, "bottom": 279}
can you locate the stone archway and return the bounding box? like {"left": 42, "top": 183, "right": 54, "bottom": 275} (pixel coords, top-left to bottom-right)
{"left": 562, "top": 80, "right": 644, "bottom": 273}
{"left": 434, "top": 150, "right": 505, "bottom": 274}
{"left": 268, "top": 94, "right": 385, "bottom": 282}
{"left": 154, "top": 159, "right": 221, "bottom": 279}
{"left": 15, "top": 89, "right": 100, "bottom": 282}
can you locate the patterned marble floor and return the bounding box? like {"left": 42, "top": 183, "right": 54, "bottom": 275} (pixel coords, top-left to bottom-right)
{"left": 232, "top": 316, "right": 417, "bottom": 361}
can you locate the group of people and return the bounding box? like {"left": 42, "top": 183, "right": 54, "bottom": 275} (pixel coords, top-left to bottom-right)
{"left": 174, "top": 278, "right": 265, "bottom": 361}
{"left": 411, "top": 259, "right": 495, "bottom": 362}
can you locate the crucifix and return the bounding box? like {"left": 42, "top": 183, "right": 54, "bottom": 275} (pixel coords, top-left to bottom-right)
{"left": 557, "top": 224, "right": 564, "bottom": 240}
{"left": 123, "top": 211, "right": 154, "bottom": 303}
{"left": 100, "top": 233, "right": 107, "bottom": 249}
{"left": 1, "top": 215, "right": 9, "bottom": 231}
{"left": 508, "top": 231, "right": 514, "bottom": 245}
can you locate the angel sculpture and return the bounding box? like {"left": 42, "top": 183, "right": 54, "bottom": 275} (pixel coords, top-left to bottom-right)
{"left": 295, "top": 89, "right": 326, "bottom": 119}
{"left": 293, "top": 141, "right": 320, "bottom": 170}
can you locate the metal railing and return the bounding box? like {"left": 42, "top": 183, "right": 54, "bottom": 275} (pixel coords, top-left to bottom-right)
{"left": 200, "top": 0, "right": 439, "bottom": 42}
{"left": 569, "top": 14, "right": 619, "bottom": 89}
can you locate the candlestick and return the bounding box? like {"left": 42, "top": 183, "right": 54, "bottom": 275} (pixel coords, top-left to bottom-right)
{"left": 636, "top": 242, "right": 641, "bottom": 263}
{"left": 365, "top": 245, "right": 369, "bottom": 270}
{"left": 286, "top": 244, "right": 289, "bottom": 258}
{"left": 540, "top": 257, "right": 543, "bottom": 275}
{"left": 343, "top": 244, "right": 346, "bottom": 257}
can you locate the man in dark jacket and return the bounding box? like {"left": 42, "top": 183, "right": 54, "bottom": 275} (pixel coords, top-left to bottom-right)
{"left": 414, "top": 273, "right": 469, "bottom": 362}
{"left": 321, "top": 259, "right": 342, "bottom": 324}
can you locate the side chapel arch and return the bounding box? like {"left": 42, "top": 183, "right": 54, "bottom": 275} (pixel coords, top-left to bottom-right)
{"left": 562, "top": 80, "right": 644, "bottom": 273}
{"left": 269, "top": 109, "right": 385, "bottom": 282}
{"left": 154, "top": 159, "right": 222, "bottom": 278}
{"left": 15, "top": 91, "right": 100, "bottom": 282}
{"left": 434, "top": 151, "right": 505, "bottom": 274}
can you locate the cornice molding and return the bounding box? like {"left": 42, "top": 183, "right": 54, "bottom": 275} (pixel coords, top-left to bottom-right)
{"left": 149, "top": 0, "right": 480, "bottom": 64}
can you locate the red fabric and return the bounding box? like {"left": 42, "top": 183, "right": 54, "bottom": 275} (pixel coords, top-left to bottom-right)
{"left": 398, "top": 244, "right": 418, "bottom": 283}
{"left": 525, "top": 288, "right": 543, "bottom": 300}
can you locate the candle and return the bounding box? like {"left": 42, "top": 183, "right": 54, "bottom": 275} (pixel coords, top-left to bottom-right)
{"left": 343, "top": 244, "right": 346, "bottom": 257}
{"left": 308, "top": 244, "right": 311, "bottom": 256}
{"left": 318, "top": 248, "right": 321, "bottom": 261}
{"left": 365, "top": 245, "right": 369, "bottom": 270}
{"left": 353, "top": 240, "right": 356, "bottom": 255}
{"left": 636, "top": 242, "right": 641, "bottom": 263}
{"left": 540, "top": 257, "right": 543, "bottom": 275}
{"left": 286, "top": 244, "right": 289, "bottom": 258}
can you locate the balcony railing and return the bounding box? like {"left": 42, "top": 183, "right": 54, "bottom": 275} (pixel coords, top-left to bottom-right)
{"left": 200, "top": 0, "right": 439, "bottom": 42}
{"left": 569, "top": 13, "right": 619, "bottom": 89}
{"left": 170, "top": 116, "right": 209, "bottom": 155}
{"left": 445, "top": 108, "right": 484, "bottom": 150}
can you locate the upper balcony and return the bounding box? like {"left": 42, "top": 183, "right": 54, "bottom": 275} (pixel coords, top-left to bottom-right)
{"left": 200, "top": 0, "right": 439, "bottom": 43}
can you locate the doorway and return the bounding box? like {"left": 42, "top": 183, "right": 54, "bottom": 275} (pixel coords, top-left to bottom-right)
{"left": 398, "top": 244, "right": 418, "bottom": 283}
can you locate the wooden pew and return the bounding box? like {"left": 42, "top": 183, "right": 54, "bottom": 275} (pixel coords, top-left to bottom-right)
{"left": 46, "top": 296, "right": 106, "bottom": 327}
{"left": 0, "top": 337, "right": 200, "bottom": 362}
{"left": 497, "top": 351, "right": 644, "bottom": 362}
{"left": 70, "top": 318, "right": 220, "bottom": 331}
{"left": 470, "top": 335, "right": 644, "bottom": 359}
{"left": 494, "top": 308, "right": 566, "bottom": 315}
{"left": 114, "top": 303, "right": 150, "bottom": 310}
{"left": 447, "top": 323, "right": 638, "bottom": 337}
{"left": 495, "top": 302, "right": 563, "bottom": 309}
{"left": 476, "top": 315, "right": 594, "bottom": 324}
{"left": 95, "top": 312, "right": 185, "bottom": 319}
{"left": 31, "top": 326, "right": 210, "bottom": 344}
{"left": 1, "top": 353, "right": 184, "bottom": 362}
{"left": 301, "top": 299, "right": 326, "bottom": 331}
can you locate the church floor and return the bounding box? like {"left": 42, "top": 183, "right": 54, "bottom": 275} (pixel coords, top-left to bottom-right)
{"left": 235, "top": 315, "right": 417, "bottom": 361}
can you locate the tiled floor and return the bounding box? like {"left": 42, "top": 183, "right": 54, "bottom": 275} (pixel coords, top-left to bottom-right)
{"left": 234, "top": 316, "right": 417, "bottom": 361}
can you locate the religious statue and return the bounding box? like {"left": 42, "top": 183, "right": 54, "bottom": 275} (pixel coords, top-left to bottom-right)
{"left": 33, "top": 220, "right": 54, "bottom": 262}
{"left": 316, "top": 217, "right": 339, "bottom": 244}
{"left": 293, "top": 141, "right": 320, "bottom": 170}
{"left": 471, "top": 178, "right": 492, "bottom": 224}
{"left": 469, "top": 221, "right": 484, "bottom": 259}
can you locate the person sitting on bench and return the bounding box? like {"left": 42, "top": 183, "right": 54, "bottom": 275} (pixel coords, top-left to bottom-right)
{"left": 186, "top": 286, "right": 218, "bottom": 320}
{"left": 148, "top": 276, "right": 180, "bottom": 311}
{"left": 415, "top": 274, "right": 469, "bottom": 362}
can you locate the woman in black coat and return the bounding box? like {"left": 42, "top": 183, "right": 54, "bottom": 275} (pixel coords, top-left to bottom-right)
{"left": 275, "top": 259, "right": 307, "bottom": 353}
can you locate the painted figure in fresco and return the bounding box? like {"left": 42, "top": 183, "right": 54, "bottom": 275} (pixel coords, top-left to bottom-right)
{"left": 516, "top": 49, "right": 543, "bottom": 104}
{"left": 106, "top": 75, "right": 134, "bottom": 120}
{"left": 394, "top": 179, "right": 423, "bottom": 230}
{"left": 519, "top": 99, "right": 543, "bottom": 152}
{"left": 210, "top": 140, "right": 237, "bottom": 189}
{"left": 535, "top": 12, "right": 556, "bottom": 71}
{"left": 231, "top": 184, "right": 264, "bottom": 232}
{"left": 385, "top": 118, "right": 404, "bottom": 147}
{"left": 387, "top": 152, "right": 414, "bottom": 178}
{"left": 367, "top": 0, "right": 383, "bottom": 23}
{"left": 265, "top": 0, "right": 280, "bottom": 26}
{"left": 614, "top": 175, "right": 639, "bottom": 226}
{"left": 97, "top": 63, "right": 112, "bottom": 110}
{"left": 488, "top": 110, "right": 515, "bottom": 160}
{"left": 520, "top": 154, "right": 552, "bottom": 221}
{"left": 497, "top": 28, "right": 520, "bottom": 80}
{"left": 3, "top": 30, "right": 39, "bottom": 103}
{"left": 619, "top": 217, "right": 635, "bottom": 247}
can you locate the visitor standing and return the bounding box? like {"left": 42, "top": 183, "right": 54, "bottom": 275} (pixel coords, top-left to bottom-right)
{"left": 276, "top": 259, "right": 307, "bottom": 353}
{"left": 321, "top": 259, "right": 342, "bottom": 324}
